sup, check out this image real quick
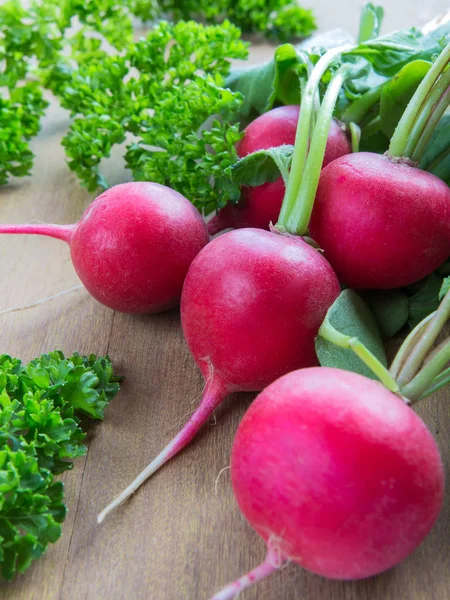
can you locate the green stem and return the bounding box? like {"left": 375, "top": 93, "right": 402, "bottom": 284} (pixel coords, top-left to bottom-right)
{"left": 397, "top": 290, "right": 450, "bottom": 387}
{"left": 349, "top": 122, "right": 361, "bottom": 153}
{"left": 362, "top": 115, "right": 381, "bottom": 137}
{"left": 388, "top": 41, "right": 450, "bottom": 157}
{"left": 401, "top": 337, "right": 450, "bottom": 402}
{"left": 341, "top": 81, "right": 385, "bottom": 124}
{"left": 318, "top": 319, "right": 400, "bottom": 393}
{"left": 277, "top": 45, "right": 353, "bottom": 228}
{"left": 283, "top": 66, "right": 351, "bottom": 235}
{"left": 418, "top": 366, "right": 450, "bottom": 400}
{"left": 405, "top": 69, "right": 450, "bottom": 158}
{"left": 410, "top": 84, "right": 450, "bottom": 162}
{"left": 296, "top": 49, "right": 318, "bottom": 131}
{"left": 389, "top": 311, "right": 436, "bottom": 379}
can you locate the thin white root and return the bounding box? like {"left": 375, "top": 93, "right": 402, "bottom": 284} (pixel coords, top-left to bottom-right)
{"left": 0, "top": 285, "right": 84, "bottom": 316}
{"left": 214, "top": 466, "right": 230, "bottom": 496}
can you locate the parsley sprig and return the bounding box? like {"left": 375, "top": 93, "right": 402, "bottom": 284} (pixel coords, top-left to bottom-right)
{"left": 59, "top": 20, "right": 248, "bottom": 213}
{"left": 0, "top": 351, "right": 121, "bottom": 580}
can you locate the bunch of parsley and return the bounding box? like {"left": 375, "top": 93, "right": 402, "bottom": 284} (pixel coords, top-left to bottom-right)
{"left": 59, "top": 20, "right": 248, "bottom": 214}
{"left": 0, "top": 0, "right": 138, "bottom": 186}
{"left": 148, "top": 0, "right": 316, "bottom": 41}
{"left": 0, "top": 351, "right": 121, "bottom": 580}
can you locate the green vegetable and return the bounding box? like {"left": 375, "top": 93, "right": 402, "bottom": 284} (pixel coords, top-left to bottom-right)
{"left": 357, "top": 2, "right": 384, "bottom": 43}
{"left": 60, "top": 20, "right": 248, "bottom": 213}
{"left": 0, "top": 351, "right": 121, "bottom": 579}
{"left": 226, "top": 44, "right": 305, "bottom": 124}
{"left": 149, "top": 0, "right": 316, "bottom": 41}
{"left": 0, "top": 85, "right": 47, "bottom": 184}
{"left": 407, "top": 274, "right": 443, "bottom": 328}
{"left": 420, "top": 111, "right": 450, "bottom": 185}
{"left": 315, "top": 289, "right": 388, "bottom": 382}
{"left": 363, "top": 290, "right": 409, "bottom": 338}
{"left": 226, "top": 14, "right": 450, "bottom": 194}
{"left": 379, "top": 60, "right": 431, "bottom": 138}
{"left": 347, "top": 23, "right": 450, "bottom": 76}
{"left": 228, "top": 145, "right": 294, "bottom": 187}
{"left": 0, "top": 0, "right": 139, "bottom": 186}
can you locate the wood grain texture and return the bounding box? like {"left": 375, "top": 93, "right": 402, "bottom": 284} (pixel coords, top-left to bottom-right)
{"left": 1, "top": 23, "right": 450, "bottom": 600}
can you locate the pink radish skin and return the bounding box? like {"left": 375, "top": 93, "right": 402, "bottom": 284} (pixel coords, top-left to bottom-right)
{"left": 207, "top": 105, "right": 351, "bottom": 235}
{"left": 210, "top": 367, "right": 444, "bottom": 599}
{"left": 309, "top": 153, "right": 450, "bottom": 289}
{"left": 97, "top": 228, "right": 340, "bottom": 522}
{"left": 0, "top": 182, "right": 209, "bottom": 313}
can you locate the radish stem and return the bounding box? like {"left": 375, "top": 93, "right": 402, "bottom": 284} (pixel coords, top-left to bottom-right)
{"left": 418, "top": 366, "right": 450, "bottom": 400}
{"left": 410, "top": 83, "right": 450, "bottom": 162}
{"left": 406, "top": 68, "right": 450, "bottom": 159}
{"left": 397, "top": 290, "right": 450, "bottom": 387}
{"left": 349, "top": 122, "right": 361, "bottom": 153}
{"left": 389, "top": 312, "right": 436, "bottom": 379}
{"left": 402, "top": 337, "right": 450, "bottom": 401}
{"left": 318, "top": 316, "right": 400, "bottom": 393}
{"left": 277, "top": 45, "right": 353, "bottom": 227}
{"left": 388, "top": 41, "right": 450, "bottom": 157}
{"left": 283, "top": 65, "right": 353, "bottom": 235}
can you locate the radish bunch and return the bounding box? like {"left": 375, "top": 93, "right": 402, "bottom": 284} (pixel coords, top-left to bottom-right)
{"left": 92, "top": 23, "right": 450, "bottom": 600}
{"left": 208, "top": 105, "right": 351, "bottom": 234}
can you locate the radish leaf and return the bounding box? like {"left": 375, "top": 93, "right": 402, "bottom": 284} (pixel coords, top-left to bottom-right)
{"left": 316, "top": 289, "right": 387, "bottom": 379}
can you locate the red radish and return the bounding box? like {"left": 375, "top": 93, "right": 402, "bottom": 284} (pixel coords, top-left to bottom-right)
{"left": 210, "top": 367, "right": 444, "bottom": 599}
{"left": 309, "top": 153, "right": 450, "bottom": 289}
{"left": 97, "top": 228, "right": 340, "bottom": 521}
{"left": 207, "top": 105, "right": 351, "bottom": 235}
{"left": 298, "top": 44, "right": 450, "bottom": 290}
{"left": 0, "top": 182, "right": 209, "bottom": 314}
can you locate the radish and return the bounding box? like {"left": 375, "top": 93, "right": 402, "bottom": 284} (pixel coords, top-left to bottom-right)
{"left": 98, "top": 228, "right": 340, "bottom": 521}
{"left": 303, "top": 43, "right": 450, "bottom": 289}
{"left": 309, "top": 152, "right": 450, "bottom": 288}
{"left": 0, "top": 182, "right": 209, "bottom": 314}
{"left": 207, "top": 105, "right": 351, "bottom": 235}
{"left": 209, "top": 367, "right": 444, "bottom": 599}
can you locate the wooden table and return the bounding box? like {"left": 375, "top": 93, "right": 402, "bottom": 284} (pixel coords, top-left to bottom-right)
{"left": 1, "top": 6, "right": 450, "bottom": 599}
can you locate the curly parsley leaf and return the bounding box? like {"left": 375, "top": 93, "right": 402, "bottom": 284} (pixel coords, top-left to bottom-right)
{"left": 148, "top": 0, "right": 316, "bottom": 41}
{"left": 60, "top": 20, "right": 248, "bottom": 213}
{"left": 0, "top": 351, "right": 121, "bottom": 579}
{"left": 0, "top": 446, "right": 65, "bottom": 580}
{"left": 0, "top": 0, "right": 138, "bottom": 186}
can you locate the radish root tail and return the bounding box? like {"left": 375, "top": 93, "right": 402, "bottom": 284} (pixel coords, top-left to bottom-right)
{"left": 208, "top": 539, "right": 285, "bottom": 600}
{"left": 97, "top": 376, "right": 226, "bottom": 524}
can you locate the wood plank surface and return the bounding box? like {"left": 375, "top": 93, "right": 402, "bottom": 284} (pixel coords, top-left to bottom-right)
{"left": 1, "top": 4, "right": 450, "bottom": 599}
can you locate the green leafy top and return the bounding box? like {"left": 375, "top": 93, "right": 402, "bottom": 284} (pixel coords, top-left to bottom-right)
{"left": 227, "top": 17, "right": 450, "bottom": 188}
{"left": 0, "top": 351, "right": 121, "bottom": 580}
{"left": 59, "top": 20, "right": 248, "bottom": 213}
